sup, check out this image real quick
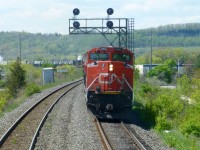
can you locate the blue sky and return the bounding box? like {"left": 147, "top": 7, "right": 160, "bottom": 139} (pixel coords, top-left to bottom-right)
{"left": 0, "top": 0, "right": 200, "bottom": 34}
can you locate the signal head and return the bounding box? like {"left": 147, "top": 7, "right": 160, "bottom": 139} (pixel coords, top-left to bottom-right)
{"left": 106, "top": 21, "right": 113, "bottom": 29}
{"left": 107, "top": 8, "right": 114, "bottom": 15}
{"left": 73, "top": 21, "right": 80, "bottom": 29}
{"left": 73, "top": 8, "right": 80, "bottom": 15}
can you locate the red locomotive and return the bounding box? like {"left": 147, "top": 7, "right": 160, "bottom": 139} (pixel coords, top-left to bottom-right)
{"left": 83, "top": 46, "right": 134, "bottom": 116}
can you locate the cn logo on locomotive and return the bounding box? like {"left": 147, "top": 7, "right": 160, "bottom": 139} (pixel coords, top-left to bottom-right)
{"left": 99, "top": 73, "right": 124, "bottom": 84}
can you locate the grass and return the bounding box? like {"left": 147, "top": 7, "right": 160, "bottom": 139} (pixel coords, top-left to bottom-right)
{"left": 133, "top": 99, "right": 200, "bottom": 150}
{"left": 0, "top": 67, "right": 83, "bottom": 118}
{"left": 133, "top": 75, "right": 200, "bottom": 150}
{"left": 160, "top": 130, "right": 200, "bottom": 150}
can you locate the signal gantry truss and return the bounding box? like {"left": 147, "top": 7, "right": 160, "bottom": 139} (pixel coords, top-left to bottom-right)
{"left": 68, "top": 8, "right": 134, "bottom": 52}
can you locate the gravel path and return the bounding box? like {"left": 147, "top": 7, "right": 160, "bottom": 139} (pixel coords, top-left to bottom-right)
{"left": 0, "top": 81, "right": 175, "bottom": 150}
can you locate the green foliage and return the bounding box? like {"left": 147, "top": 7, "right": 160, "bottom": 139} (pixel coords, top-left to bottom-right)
{"left": 180, "top": 105, "right": 200, "bottom": 137}
{"left": 1, "top": 23, "right": 200, "bottom": 61}
{"left": 144, "top": 89, "right": 184, "bottom": 131}
{"left": 162, "top": 132, "right": 177, "bottom": 148}
{"left": 161, "top": 131, "right": 199, "bottom": 150}
{"left": 7, "top": 58, "right": 26, "bottom": 97}
{"left": 0, "top": 80, "right": 5, "bottom": 87}
{"left": 0, "top": 90, "right": 10, "bottom": 112}
{"left": 141, "top": 83, "right": 159, "bottom": 96}
{"left": 191, "top": 89, "right": 200, "bottom": 104}
{"left": 135, "top": 47, "right": 199, "bottom": 68}
{"left": 135, "top": 23, "right": 200, "bottom": 48}
{"left": 55, "top": 65, "right": 82, "bottom": 82}
{"left": 42, "top": 63, "right": 54, "bottom": 68}
{"left": 0, "top": 97, "right": 7, "bottom": 112}
{"left": 148, "top": 59, "right": 176, "bottom": 83}
{"left": 25, "top": 83, "right": 41, "bottom": 97}
{"left": 177, "top": 75, "right": 191, "bottom": 96}
{"left": 155, "top": 115, "right": 172, "bottom": 131}
{"left": 23, "top": 64, "right": 42, "bottom": 84}
{"left": 134, "top": 53, "right": 200, "bottom": 149}
{"left": 136, "top": 83, "right": 160, "bottom": 126}
{"left": 194, "top": 55, "right": 200, "bottom": 69}
{"left": 0, "top": 32, "right": 109, "bottom": 61}
{"left": 134, "top": 68, "right": 140, "bottom": 81}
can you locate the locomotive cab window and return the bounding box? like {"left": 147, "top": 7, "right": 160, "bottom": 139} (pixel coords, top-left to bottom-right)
{"left": 89, "top": 53, "right": 109, "bottom": 60}
{"left": 112, "top": 54, "right": 131, "bottom": 62}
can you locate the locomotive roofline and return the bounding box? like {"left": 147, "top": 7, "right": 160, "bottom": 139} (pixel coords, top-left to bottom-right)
{"left": 87, "top": 46, "right": 133, "bottom": 53}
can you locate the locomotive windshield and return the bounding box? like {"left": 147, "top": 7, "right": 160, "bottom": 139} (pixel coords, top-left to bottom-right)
{"left": 90, "top": 53, "right": 109, "bottom": 60}
{"left": 112, "top": 54, "right": 131, "bottom": 62}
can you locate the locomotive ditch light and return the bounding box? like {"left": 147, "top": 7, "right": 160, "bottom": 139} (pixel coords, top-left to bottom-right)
{"left": 107, "top": 8, "right": 114, "bottom": 15}
{"left": 73, "top": 8, "right": 80, "bottom": 15}
{"left": 106, "top": 21, "right": 113, "bottom": 29}
{"left": 109, "top": 64, "right": 113, "bottom": 71}
{"left": 73, "top": 21, "right": 80, "bottom": 29}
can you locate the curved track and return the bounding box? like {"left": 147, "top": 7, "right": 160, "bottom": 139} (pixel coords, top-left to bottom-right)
{"left": 0, "top": 79, "right": 83, "bottom": 150}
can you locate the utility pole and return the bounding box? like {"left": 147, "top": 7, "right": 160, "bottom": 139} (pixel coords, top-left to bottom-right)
{"left": 178, "top": 57, "right": 182, "bottom": 78}
{"left": 19, "top": 33, "right": 22, "bottom": 63}
{"left": 150, "top": 29, "right": 152, "bottom": 70}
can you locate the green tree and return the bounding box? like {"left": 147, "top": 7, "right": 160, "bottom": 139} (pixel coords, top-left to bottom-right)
{"left": 7, "top": 58, "right": 26, "bottom": 97}
{"left": 194, "top": 55, "right": 200, "bottom": 69}
{"left": 147, "top": 59, "right": 176, "bottom": 83}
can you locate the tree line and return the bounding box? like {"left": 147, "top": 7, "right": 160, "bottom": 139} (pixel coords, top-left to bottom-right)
{"left": 0, "top": 22, "right": 200, "bottom": 61}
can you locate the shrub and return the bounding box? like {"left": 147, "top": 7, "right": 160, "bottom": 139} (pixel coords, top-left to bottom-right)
{"left": 23, "top": 64, "right": 42, "bottom": 84}
{"left": 7, "top": 58, "right": 26, "bottom": 97}
{"left": 154, "top": 91, "right": 183, "bottom": 118}
{"left": 0, "top": 97, "right": 7, "bottom": 112}
{"left": 0, "top": 91, "right": 10, "bottom": 112}
{"left": 25, "top": 83, "right": 41, "bottom": 97}
{"left": 180, "top": 105, "right": 200, "bottom": 137}
{"left": 144, "top": 89, "right": 183, "bottom": 131}
{"left": 147, "top": 59, "right": 176, "bottom": 83}
{"left": 155, "top": 115, "right": 172, "bottom": 131}
{"left": 177, "top": 75, "right": 191, "bottom": 96}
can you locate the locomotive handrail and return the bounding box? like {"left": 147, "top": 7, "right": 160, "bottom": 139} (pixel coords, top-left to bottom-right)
{"left": 123, "top": 76, "right": 133, "bottom": 92}
{"left": 85, "top": 75, "right": 99, "bottom": 92}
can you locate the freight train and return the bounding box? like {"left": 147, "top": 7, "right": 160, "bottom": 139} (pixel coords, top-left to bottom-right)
{"left": 83, "top": 46, "right": 134, "bottom": 118}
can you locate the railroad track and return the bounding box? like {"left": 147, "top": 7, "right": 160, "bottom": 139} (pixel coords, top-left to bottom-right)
{"left": 94, "top": 117, "right": 147, "bottom": 150}
{"left": 0, "top": 79, "right": 83, "bottom": 150}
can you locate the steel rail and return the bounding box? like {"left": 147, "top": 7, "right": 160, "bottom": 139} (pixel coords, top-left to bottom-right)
{"left": 121, "top": 121, "right": 147, "bottom": 150}
{"left": 95, "top": 117, "right": 113, "bottom": 150}
{"left": 0, "top": 79, "right": 82, "bottom": 148}
{"left": 29, "top": 81, "right": 82, "bottom": 150}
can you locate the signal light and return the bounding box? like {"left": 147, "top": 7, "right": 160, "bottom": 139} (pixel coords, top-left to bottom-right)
{"left": 73, "top": 21, "right": 80, "bottom": 29}
{"left": 73, "top": 8, "right": 80, "bottom": 15}
{"left": 109, "top": 64, "right": 113, "bottom": 71}
{"left": 107, "top": 8, "right": 114, "bottom": 15}
{"left": 106, "top": 21, "right": 113, "bottom": 29}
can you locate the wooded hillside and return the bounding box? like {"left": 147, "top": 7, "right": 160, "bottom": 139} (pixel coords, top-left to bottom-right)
{"left": 0, "top": 23, "right": 200, "bottom": 61}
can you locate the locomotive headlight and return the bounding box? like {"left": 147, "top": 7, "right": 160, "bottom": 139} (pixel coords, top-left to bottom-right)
{"left": 109, "top": 64, "right": 113, "bottom": 71}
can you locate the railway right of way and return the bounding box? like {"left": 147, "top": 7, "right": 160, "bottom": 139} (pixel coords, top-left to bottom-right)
{"left": 0, "top": 79, "right": 82, "bottom": 150}
{"left": 0, "top": 81, "right": 175, "bottom": 150}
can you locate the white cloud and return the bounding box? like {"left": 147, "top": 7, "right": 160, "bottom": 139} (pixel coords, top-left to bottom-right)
{"left": 1, "top": 0, "right": 200, "bottom": 33}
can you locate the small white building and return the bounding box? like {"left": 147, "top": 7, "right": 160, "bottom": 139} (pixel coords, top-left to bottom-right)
{"left": 135, "top": 64, "right": 159, "bottom": 75}
{"left": 0, "top": 55, "right": 7, "bottom": 65}
{"left": 135, "top": 64, "right": 188, "bottom": 75}
{"left": 0, "top": 55, "right": 3, "bottom": 61}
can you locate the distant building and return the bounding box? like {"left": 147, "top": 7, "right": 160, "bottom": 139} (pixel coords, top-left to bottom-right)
{"left": 0, "top": 56, "right": 7, "bottom": 65}
{"left": 0, "top": 55, "right": 3, "bottom": 61}
{"left": 135, "top": 64, "right": 193, "bottom": 75}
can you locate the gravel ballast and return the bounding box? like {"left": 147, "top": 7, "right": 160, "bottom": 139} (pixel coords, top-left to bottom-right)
{"left": 35, "top": 84, "right": 103, "bottom": 150}
{"left": 0, "top": 81, "right": 175, "bottom": 150}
